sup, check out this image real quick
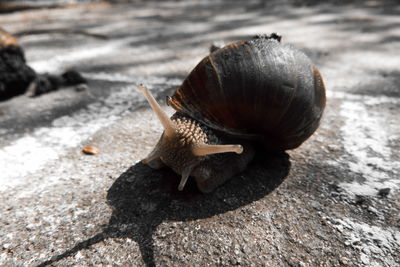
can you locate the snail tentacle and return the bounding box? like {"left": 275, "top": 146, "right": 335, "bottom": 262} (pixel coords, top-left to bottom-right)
{"left": 178, "top": 166, "right": 194, "bottom": 191}
{"left": 139, "top": 85, "right": 176, "bottom": 138}
{"left": 142, "top": 149, "right": 161, "bottom": 164}
{"left": 192, "top": 144, "right": 243, "bottom": 156}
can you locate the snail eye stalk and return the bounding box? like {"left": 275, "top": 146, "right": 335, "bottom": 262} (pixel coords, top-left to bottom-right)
{"left": 139, "top": 85, "right": 176, "bottom": 138}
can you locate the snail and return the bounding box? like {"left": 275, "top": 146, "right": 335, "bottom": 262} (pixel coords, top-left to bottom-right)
{"left": 139, "top": 34, "right": 326, "bottom": 193}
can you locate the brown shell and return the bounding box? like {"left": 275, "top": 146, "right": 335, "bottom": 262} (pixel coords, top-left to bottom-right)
{"left": 0, "top": 28, "right": 19, "bottom": 48}
{"left": 168, "top": 36, "right": 326, "bottom": 151}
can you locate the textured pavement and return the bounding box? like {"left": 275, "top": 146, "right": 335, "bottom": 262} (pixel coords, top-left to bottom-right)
{"left": 0, "top": 1, "right": 399, "bottom": 266}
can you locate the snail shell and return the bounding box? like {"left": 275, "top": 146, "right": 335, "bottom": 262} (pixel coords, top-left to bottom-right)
{"left": 168, "top": 35, "right": 326, "bottom": 151}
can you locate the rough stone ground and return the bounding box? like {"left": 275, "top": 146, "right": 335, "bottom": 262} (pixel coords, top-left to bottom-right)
{"left": 0, "top": 0, "right": 399, "bottom": 266}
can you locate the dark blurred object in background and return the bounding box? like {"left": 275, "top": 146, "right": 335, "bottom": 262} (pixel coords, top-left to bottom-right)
{"left": 0, "top": 27, "right": 86, "bottom": 101}
{"left": 0, "top": 28, "right": 37, "bottom": 100}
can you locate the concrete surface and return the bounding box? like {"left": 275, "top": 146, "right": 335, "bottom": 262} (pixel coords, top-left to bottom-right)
{"left": 0, "top": 0, "right": 399, "bottom": 266}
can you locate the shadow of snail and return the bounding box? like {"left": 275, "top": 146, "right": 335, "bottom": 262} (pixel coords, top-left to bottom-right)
{"left": 37, "top": 150, "right": 290, "bottom": 267}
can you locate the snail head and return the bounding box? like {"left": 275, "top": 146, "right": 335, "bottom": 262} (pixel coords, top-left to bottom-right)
{"left": 138, "top": 85, "right": 243, "bottom": 191}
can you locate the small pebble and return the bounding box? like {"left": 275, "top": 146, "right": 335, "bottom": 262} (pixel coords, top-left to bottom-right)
{"left": 75, "top": 83, "right": 88, "bottom": 92}
{"left": 82, "top": 146, "right": 100, "bottom": 155}
{"left": 209, "top": 40, "right": 225, "bottom": 53}
{"left": 377, "top": 188, "right": 390, "bottom": 198}
{"left": 354, "top": 195, "right": 367, "bottom": 205}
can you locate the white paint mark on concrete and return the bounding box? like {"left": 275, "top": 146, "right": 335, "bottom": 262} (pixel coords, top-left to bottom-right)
{"left": 0, "top": 75, "right": 180, "bottom": 192}
{"left": 30, "top": 34, "right": 158, "bottom": 73}
{"left": 82, "top": 72, "right": 182, "bottom": 85}
{"left": 0, "top": 129, "right": 77, "bottom": 189}
{"left": 327, "top": 217, "right": 400, "bottom": 266}
{"left": 327, "top": 90, "right": 400, "bottom": 105}
{"left": 327, "top": 91, "right": 400, "bottom": 196}
{"left": 0, "top": 81, "right": 168, "bottom": 191}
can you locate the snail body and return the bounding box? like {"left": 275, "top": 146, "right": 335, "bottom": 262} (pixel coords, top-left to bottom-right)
{"left": 140, "top": 34, "right": 326, "bottom": 193}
